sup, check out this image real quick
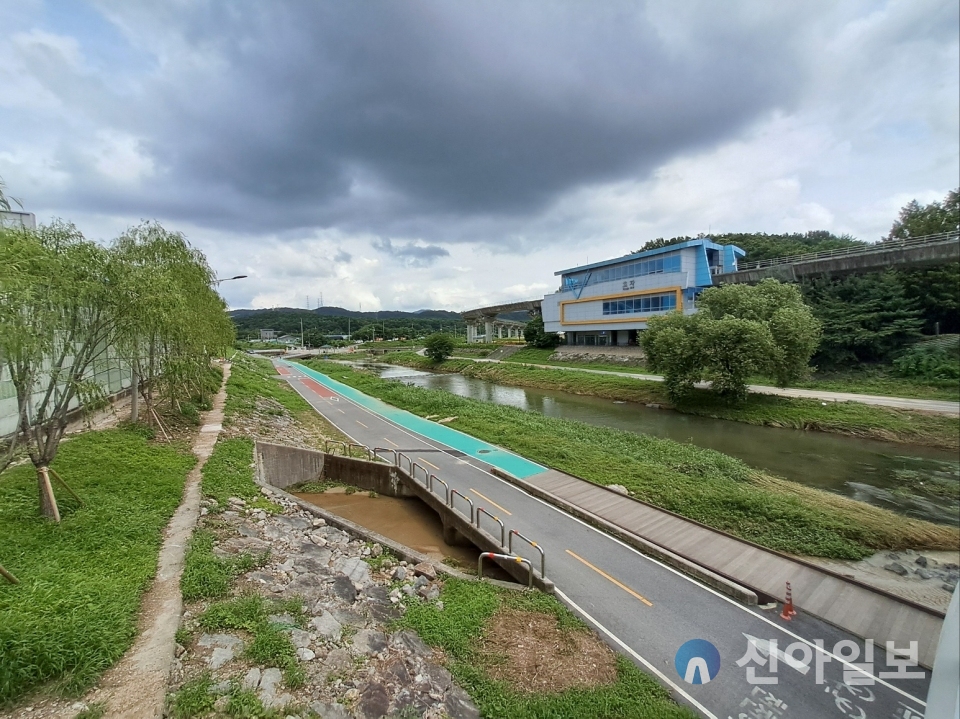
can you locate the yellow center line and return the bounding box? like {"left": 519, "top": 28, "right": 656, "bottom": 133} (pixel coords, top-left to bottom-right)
{"left": 356, "top": 420, "right": 368, "bottom": 428}
{"left": 383, "top": 438, "right": 399, "bottom": 448}
{"left": 418, "top": 457, "right": 440, "bottom": 470}
{"left": 468, "top": 488, "right": 512, "bottom": 516}
{"left": 565, "top": 549, "right": 653, "bottom": 607}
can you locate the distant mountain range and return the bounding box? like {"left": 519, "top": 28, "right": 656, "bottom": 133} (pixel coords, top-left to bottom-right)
{"left": 229, "top": 306, "right": 462, "bottom": 321}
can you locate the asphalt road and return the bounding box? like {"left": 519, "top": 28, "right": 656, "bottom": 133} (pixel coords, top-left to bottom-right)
{"left": 278, "top": 359, "right": 933, "bottom": 719}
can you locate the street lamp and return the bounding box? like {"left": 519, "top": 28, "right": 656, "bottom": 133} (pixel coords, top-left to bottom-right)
{"left": 214, "top": 274, "right": 248, "bottom": 285}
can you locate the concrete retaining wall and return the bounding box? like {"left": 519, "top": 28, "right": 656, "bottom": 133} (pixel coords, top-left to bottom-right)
{"left": 256, "top": 442, "right": 414, "bottom": 497}
{"left": 255, "top": 441, "right": 553, "bottom": 592}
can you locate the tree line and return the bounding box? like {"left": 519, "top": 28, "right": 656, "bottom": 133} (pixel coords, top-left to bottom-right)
{"left": 1, "top": 218, "right": 234, "bottom": 519}
{"left": 639, "top": 189, "right": 959, "bottom": 370}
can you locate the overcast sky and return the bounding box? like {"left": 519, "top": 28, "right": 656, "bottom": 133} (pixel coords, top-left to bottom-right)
{"left": 2, "top": 1, "right": 957, "bottom": 311}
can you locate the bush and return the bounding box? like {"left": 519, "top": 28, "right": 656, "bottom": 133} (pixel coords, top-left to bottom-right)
{"left": 424, "top": 333, "right": 454, "bottom": 362}
{"left": 643, "top": 280, "right": 820, "bottom": 401}
{"left": 523, "top": 316, "right": 561, "bottom": 349}
{"left": 894, "top": 338, "right": 960, "bottom": 380}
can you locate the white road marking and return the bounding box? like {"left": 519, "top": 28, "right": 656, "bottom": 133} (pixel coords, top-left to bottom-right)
{"left": 555, "top": 588, "right": 718, "bottom": 719}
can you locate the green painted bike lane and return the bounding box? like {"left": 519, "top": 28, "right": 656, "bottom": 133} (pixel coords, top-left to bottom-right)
{"left": 285, "top": 361, "right": 546, "bottom": 479}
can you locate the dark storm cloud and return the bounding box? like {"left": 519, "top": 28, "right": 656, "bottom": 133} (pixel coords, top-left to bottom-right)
{"left": 371, "top": 237, "right": 449, "bottom": 267}
{"left": 78, "top": 1, "right": 812, "bottom": 237}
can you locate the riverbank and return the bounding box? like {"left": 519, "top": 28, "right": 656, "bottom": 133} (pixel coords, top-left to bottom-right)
{"left": 379, "top": 352, "right": 960, "bottom": 450}
{"left": 303, "top": 359, "right": 959, "bottom": 561}
{"left": 503, "top": 347, "right": 960, "bottom": 401}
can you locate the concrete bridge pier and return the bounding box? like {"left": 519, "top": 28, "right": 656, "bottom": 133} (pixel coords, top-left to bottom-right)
{"left": 485, "top": 318, "right": 494, "bottom": 342}
{"left": 441, "top": 515, "right": 474, "bottom": 547}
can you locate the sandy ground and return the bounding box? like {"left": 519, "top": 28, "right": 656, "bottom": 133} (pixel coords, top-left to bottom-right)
{"left": 806, "top": 548, "right": 959, "bottom": 612}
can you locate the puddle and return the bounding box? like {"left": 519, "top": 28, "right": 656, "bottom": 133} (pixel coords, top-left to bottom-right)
{"left": 295, "top": 488, "right": 511, "bottom": 579}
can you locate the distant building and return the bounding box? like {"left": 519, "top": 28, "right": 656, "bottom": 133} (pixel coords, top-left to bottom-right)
{"left": 0, "top": 211, "right": 36, "bottom": 230}
{"left": 542, "top": 238, "right": 745, "bottom": 347}
{"left": 276, "top": 334, "right": 299, "bottom": 345}
{"left": 259, "top": 329, "right": 277, "bottom": 340}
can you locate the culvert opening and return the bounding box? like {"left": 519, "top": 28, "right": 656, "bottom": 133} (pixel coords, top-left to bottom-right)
{"left": 294, "top": 487, "right": 515, "bottom": 581}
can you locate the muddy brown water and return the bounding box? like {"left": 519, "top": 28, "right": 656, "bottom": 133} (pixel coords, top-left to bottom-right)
{"left": 295, "top": 489, "right": 512, "bottom": 579}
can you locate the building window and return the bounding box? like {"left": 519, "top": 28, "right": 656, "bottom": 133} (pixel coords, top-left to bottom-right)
{"left": 602, "top": 292, "right": 677, "bottom": 316}
{"left": 562, "top": 253, "right": 681, "bottom": 291}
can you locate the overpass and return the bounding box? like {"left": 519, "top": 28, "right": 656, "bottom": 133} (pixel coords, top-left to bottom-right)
{"left": 461, "top": 298, "right": 541, "bottom": 342}
{"left": 717, "top": 230, "right": 959, "bottom": 284}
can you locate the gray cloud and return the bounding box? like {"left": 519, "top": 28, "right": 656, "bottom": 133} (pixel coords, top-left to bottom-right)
{"left": 371, "top": 237, "right": 450, "bottom": 267}
{"left": 19, "top": 2, "right": 820, "bottom": 237}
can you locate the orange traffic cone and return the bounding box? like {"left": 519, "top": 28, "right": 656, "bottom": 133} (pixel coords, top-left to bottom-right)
{"left": 780, "top": 581, "right": 797, "bottom": 620}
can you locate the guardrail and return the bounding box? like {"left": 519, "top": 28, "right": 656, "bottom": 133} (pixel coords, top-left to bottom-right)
{"left": 373, "top": 447, "right": 547, "bottom": 586}
{"left": 735, "top": 231, "right": 959, "bottom": 271}
{"left": 509, "top": 529, "right": 545, "bottom": 580}
{"left": 479, "top": 552, "right": 533, "bottom": 588}
{"left": 428, "top": 474, "right": 449, "bottom": 504}
{"left": 449, "top": 488, "right": 475, "bottom": 523}
{"left": 324, "top": 440, "right": 372, "bottom": 459}
{"left": 476, "top": 506, "right": 506, "bottom": 546}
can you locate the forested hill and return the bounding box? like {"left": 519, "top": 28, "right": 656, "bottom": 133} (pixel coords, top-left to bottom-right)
{"left": 230, "top": 306, "right": 464, "bottom": 339}
{"left": 637, "top": 231, "right": 864, "bottom": 262}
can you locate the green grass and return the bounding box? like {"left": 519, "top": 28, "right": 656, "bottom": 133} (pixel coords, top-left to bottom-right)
{"left": 180, "top": 529, "right": 269, "bottom": 602}
{"left": 395, "top": 578, "right": 694, "bottom": 719}
{"left": 0, "top": 429, "right": 196, "bottom": 705}
{"left": 225, "top": 354, "right": 316, "bottom": 419}
{"left": 199, "top": 437, "right": 264, "bottom": 505}
{"left": 381, "top": 352, "right": 959, "bottom": 450}
{"left": 501, "top": 347, "right": 655, "bottom": 374}
{"left": 198, "top": 595, "right": 306, "bottom": 687}
{"left": 304, "top": 361, "right": 959, "bottom": 559}
{"left": 770, "top": 368, "right": 959, "bottom": 402}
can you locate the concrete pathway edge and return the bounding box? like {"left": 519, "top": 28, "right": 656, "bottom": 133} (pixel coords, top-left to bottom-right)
{"left": 487, "top": 467, "right": 759, "bottom": 605}
{"left": 459, "top": 357, "right": 960, "bottom": 416}
{"left": 92, "top": 363, "right": 231, "bottom": 719}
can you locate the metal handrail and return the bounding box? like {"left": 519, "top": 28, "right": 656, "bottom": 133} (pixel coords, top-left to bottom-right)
{"left": 735, "top": 231, "right": 959, "bottom": 271}
{"left": 397, "top": 452, "right": 413, "bottom": 474}
{"left": 475, "top": 507, "right": 505, "bottom": 547}
{"left": 429, "top": 475, "right": 449, "bottom": 503}
{"left": 372, "top": 447, "right": 397, "bottom": 464}
{"left": 410, "top": 462, "right": 430, "bottom": 486}
{"left": 508, "top": 529, "right": 545, "bottom": 580}
{"left": 348, "top": 443, "right": 372, "bottom": 460}
{"left": 324, "top": 439, "right": 348, "bottom": 455}
{"left": 448, "top": 489, "right": 474, "bottom": 523}
{"left": 478, "top": 552, "right": 533, "bottom": 589}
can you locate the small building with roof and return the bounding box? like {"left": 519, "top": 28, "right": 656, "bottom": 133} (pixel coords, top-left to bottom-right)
{"left": 541, "top": 238, "right": 745, "bottom": 347}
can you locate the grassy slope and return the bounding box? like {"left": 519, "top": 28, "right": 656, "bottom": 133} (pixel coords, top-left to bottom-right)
{"left": 0, "top": 430, "right": 196, "bottom": 705}
{"left": 305, "top": 360, "right": 958, "bottom": 559}
{"left": 384, "top": 352, "right": 959, "bottom": 450}
{"left": 502, "top": 347, "right": 960, "bottom": 401}
{"left": 397, "top": 577, "right": 693, "bottom": 719}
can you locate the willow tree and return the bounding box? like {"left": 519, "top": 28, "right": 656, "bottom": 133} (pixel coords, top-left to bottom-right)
{"left": 0, "top": 222, "right": 117, "bottom": 518}
{"left": 112, "top": 222, "right": 233, "bottom": 425}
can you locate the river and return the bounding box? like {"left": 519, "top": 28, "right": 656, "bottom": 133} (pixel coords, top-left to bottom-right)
{"left": 365, "top": 363, "right": 960, "bottom": 526}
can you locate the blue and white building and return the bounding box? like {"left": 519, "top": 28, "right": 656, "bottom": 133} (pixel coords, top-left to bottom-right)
{"left": 541, "top": 238, "right": 745, "bottom": 346}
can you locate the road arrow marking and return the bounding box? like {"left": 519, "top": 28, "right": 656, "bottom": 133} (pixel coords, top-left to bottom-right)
{"left": 743, "top": 633, "right": 810, "bottom": 675}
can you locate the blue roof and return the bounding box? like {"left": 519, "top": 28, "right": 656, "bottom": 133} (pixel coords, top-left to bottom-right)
{"left": 555, "top": 239, "right": 745, "bottom": 276}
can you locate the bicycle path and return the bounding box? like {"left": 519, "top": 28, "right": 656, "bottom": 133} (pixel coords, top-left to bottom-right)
{"left": 277, "top": 359, "right": 932, "bottom": 719}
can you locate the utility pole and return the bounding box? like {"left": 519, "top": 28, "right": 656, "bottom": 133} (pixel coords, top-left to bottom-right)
{"left": 300, "top": 318, "right": 304, "bottom": 348}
